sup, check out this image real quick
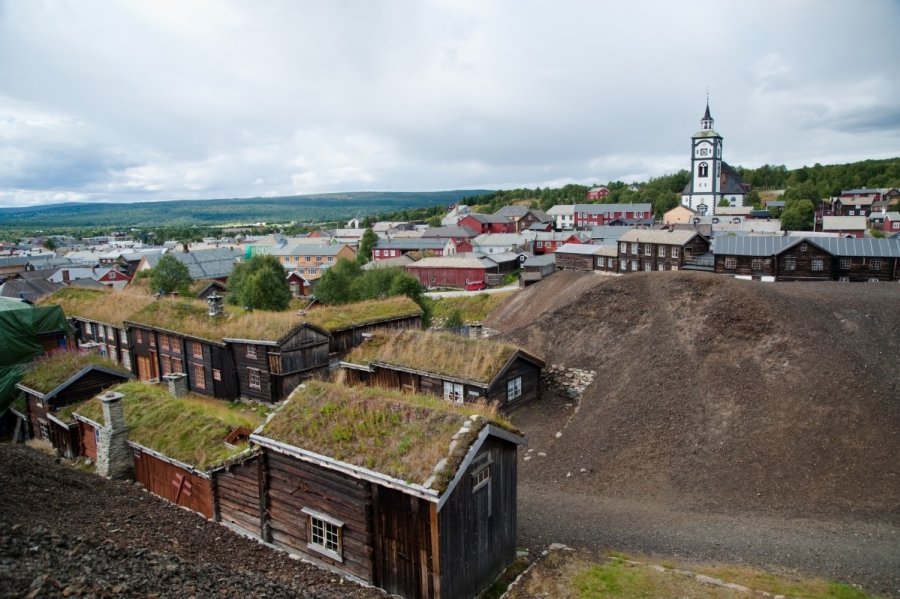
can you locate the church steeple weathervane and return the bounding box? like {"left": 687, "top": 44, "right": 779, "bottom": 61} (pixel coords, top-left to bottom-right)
{"left": 700, "top": 93, "right": 714, "bottom": 130}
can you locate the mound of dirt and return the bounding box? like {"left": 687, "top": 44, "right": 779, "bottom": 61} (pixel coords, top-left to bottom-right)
{"left": 489, "top": 271, "right": 900, "bottom": 519}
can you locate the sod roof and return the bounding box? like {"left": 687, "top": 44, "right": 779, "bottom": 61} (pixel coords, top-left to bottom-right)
{"left": 344, "top": 330, "right": 533, "bottom": 384}
{"left": 74, "top": 381, "right": 266, "bottom": 470}
{"left": 258, "top": 381, "right": 518, "bottom": 492}
{"left": 18, "top": 351, "right": 131, "bottom": 396}
{"left": 301, "top": 296, "right": 423, "bottom": 332}
{"left": 40, "top": 288, "right": 155, "bottom": 327}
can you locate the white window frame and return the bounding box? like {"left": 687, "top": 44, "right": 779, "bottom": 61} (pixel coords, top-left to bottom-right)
{"left": 751, "top": 259, "right": 763, "bottom": 271}
{"left": 870, "top": 258, "right": 882, "bottom": 270}
{"left": 725, "top": 257, "right": 736, "bottom": 270}
{"left": 248, "top": 368, "right": 261, "bottom": 390}
{"left": 301, "top": 507, "right": 343, "bottom": 562}
{"left": 658, "top": 246, "right": 666, "bottom": 257}
{"left": 631, "top": 242, "right": 638, "bottom": 255}
{"left": 671, "top": 247, "right": 679, "bottom": 258}
{"left": 38, "top": 419, "right": 50, "bottom": 441}
{"left": 784, "top": 256, "right": 797, "bottom": 271}
{"left": 246, "top": 344, "right": 257, "bottom": 359}
{"left": 840, "top": 257, "right": 851, "bottom": 269}
{"left": 811, "top": 258, "right": 824, "bottom": 271}
{"left": 507, "top": 376, "right": 522, "bottom": 402}
{"left": 443, "top": 381, "right": 463, "bottom": 403}
{"left": 644, "top": 245, "right": 652, "bottom": 256}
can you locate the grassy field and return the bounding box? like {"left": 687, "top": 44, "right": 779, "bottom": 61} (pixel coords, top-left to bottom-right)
{"left": 503, "top": 550, "right": 881, "bottom": 599}
{"left": 427, "top": 291, "right": 515, "bottom": 326}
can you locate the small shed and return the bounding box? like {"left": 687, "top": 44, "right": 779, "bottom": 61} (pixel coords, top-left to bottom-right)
{"left": 340, "top": 330, "right": 544, "bottom": 410}
{"left": 248, "top": 381, "right": 525, "bottom": 599}
{"left": 15, "top": 352, "right": 132, "bottom": 458}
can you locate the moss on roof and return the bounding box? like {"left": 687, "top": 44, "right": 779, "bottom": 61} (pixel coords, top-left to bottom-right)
{"left": 344, "top": 330, "right": 519, "bottom": 384}
{"left": 19, "top": 351, "right": 131, "bottom": 395}
{"left": 259, "top": 381, "right": 518, "bottom": 492}
{"left": 40, "top": 288, "right": 155, "bottom": 327}
{"left": 302, "top": 296, "right": 423, "bottom": 332}
{"left": 74, "top": 381, "right": 266, "bottom": 470}
{"left": 128, "top": 298, "right": 312, "bottom": 343}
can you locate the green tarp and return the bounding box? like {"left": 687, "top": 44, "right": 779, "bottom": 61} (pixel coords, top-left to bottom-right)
{"left": 0, "top": 298, "right": 71, "bottom": 413}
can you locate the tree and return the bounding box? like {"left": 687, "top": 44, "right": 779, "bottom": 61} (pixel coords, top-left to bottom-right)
{"left": 357, "top": 228, "right": 378, "bottom": 265}
{"left": 227, "top": 255, "right": 291, "bottom": 311}
{"left": 43, "top": 237, "right": 58, "bottom": 251}
{"left": 718, "top": 197, "right": 731, "bottom": 207}
{"left": 445, "top": 309, "right": 464, "bottom": 329}
{"left": 745, "top": 190, "right": 761, "bottom": 209}
{"left": 780, "top": 199, "right": 815, "bottom": 231}
{"left": 149, "top": 254, "right": 192, "bottom": 295}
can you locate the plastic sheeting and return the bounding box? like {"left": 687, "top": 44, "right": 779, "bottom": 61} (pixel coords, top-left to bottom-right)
{"left": 0, "top": 298, "right": 71, "bottom": 413}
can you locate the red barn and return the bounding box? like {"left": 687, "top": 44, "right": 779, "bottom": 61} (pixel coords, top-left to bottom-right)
{"left": 406, "top": 256, "right": 498, "bottom": 289}
{"left": 458, "top": 213, "right": 514, "bottom": 234}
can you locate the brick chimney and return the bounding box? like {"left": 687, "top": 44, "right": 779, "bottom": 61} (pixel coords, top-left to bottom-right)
{"left": 96, "top": 391, "right": 131, "bottom": 479}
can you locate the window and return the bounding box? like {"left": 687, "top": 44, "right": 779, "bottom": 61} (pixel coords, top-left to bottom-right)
{"left": 619, "top": 242, "right": 626, "bottom": 254}
{"left": 212, "top": 368, "right": 221, "bottom": 381}
{"left": 608, "top": 257, "right": 615, "bottom": 267}
{"left": 725, "top": 257, "right": 736, "bottom": 270}
{"left": 644, "top": 261, "right": 652, "bottom": 271}
{"left": 698, "top": 162, "right": 709, "bottom": 178}
{"left": 596, "top": 257, "right": 603, "bottom": 268}
{"left": 644, "top": 245, "right": 652, "bottom": 256}
{"left": 620, "top": 259, "right": 627, "bottom": 270}
{"left": 752, "top": 259, "right": 763, "bottom": 271}
{"left": 149, "top": 334, "right": 155, "bottom": 348}
{"left": 893, "top": 222, "right": 899, "bottom": 230}
{"left": 631, "top": 259, "right": 639, "bottom": 271}
{"left": 38, "top": 420, "right": 50, "bottom": 441}
{"left": 160, "top": 335, "right": 169, "bottom": 351}
{"left": 671, "top": 247, "right": 679, "bottom": 259}
{"left": 194, "top": 365, "right": 206, "bottom": 389}
{"left": 658, "top": 264, "right": 665, "bottom": 271}
{"left": 870, "top": 258, "right": 882, "bottom": 270}
{"left": 800, "top": 244, "right": 808, "bottom": 252}
{"left": 536, "top": 241, "right": 543, "bottom": 248}
{"left": 472, "top": 452, "right": 492, "bottom": 492}
{"left": 246, "top": 345, "right": 257, "bottom": 359}
{"left": 812, "top": 258, "right": 824, "bottom": 271}
{"left": 631, "top": 242, "right": 638, "bottom": 255}
{"left": 120, "top": 329, "right": 128, "bottom": 344}
{"left": 192, "top": 342, "right": 203, "bottom": 358}
{"left": 658, "top": 246, "right": 666, "bottom": 257}
{"left": 248, "top": 368, "right": 261, "bottom": 390}
{"left": 840, "top": 257, "right": 851, "bottom": 269}
{"left": 443, "top": 381, "right": 463, "bottom": 403}
{"left": 121, "top": 352, "right": 131, "bottom": 369}
{"left": 785, "top": 257, "right": 796, "bottom": 271}
{"left": 161, "top": 356, "right": 171, "bottom": 376}
{"left": 302, "top": 508, "right": 343, "bottom": 562}
{"left": 135, "top": 330, "right": 143, "bottom": 344}
{"left": 671, "top": 265, "right": 679, "bottom": 271}
{"left": 171, "top": 358, "right": 183, "bottom": 374}
{"left": 507, "top": 376, "right": 522, "bottom": 402}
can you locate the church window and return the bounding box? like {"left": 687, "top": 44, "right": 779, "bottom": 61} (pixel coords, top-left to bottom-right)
{"left": 698, "top": 162, "right": 709, "bottom": 178}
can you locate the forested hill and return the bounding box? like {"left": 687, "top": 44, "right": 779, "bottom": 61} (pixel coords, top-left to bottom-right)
{"left": 462, "top": 157, "right": 900, "bottom": 217}
{"left": 0, "top": 190, "right": 492, "bottom": 229}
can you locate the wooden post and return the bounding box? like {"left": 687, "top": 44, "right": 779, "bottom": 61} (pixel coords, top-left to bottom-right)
{"left": 257, "top": 454, "right": 271, "bottom": 542}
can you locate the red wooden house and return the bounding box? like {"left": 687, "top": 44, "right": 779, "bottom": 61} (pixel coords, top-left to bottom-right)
{"left": 458, "top": 213, "right": 514, "bottom": 234}
{"left": 405, "top": 256, "right": 498, "bottom": 289}
{"left": 532, "top": 232, "right": 583, "bottom": 254}
{"left": 572, "top": 203, "right": 654, "bottom": 228}
{"left": 586, "top": 186, "right": 610, "bottom": 201}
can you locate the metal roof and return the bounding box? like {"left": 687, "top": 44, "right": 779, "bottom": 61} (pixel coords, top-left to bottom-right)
{"left": 406, "top": 256, "right": 497, "bottom": 269}
{"left": 714, "top": 235, "right": 900, "bottom": 258}
{"left": 141, "top": 248, "right": 242, "bottom": 280}
{"left": 373, "top": 239, "right": 447, "bottom": 250}
{"left": 555, "top": 243, "right": 601, "bottom": 255}
{"left": 618, "top": 229, "right": 702, "bottom": 245}
{"left": 573, "top": 203, "right": 653, "bottom": 215}
{"left": 822, "top": 216, "right": 867, "bottom": 230}
{"left": 713, "top": 235, "right": 797, "bottom": 256}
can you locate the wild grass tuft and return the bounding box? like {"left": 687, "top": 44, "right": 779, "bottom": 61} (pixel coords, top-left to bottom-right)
{"left": 19, "top": 351, "right": 130, "bottom": 395}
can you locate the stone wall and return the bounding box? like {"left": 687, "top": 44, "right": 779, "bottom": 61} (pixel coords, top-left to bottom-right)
{"left": 541, "top": 364, "right": 595, "bottom": 400}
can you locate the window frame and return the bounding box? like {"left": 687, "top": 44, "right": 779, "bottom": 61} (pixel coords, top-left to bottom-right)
{"left": 671, "top": 247, "right": 679, "bottom": 258}
{"left": 725, "top": 257, "right": 736, "bottom": 270}
{"left": 751, "top": 258, "right": 763, "bottom": 271}
{"left": 193, "top": 364, "right": 206, "bottom": 390}
{"left": 784, "top": 256, "right": 797, "bottom": 271}
{"left": 248, "top": 368, "right": 261, "bottom": 390}
{"left": 301, "top": 507, "right": 343, "bottom": 562}
{"left": 246, "top": 344, "right": 258, "bottom": 359}
{"left": 839, "top": 257, "right": 851, "bottom": 269}
{"left": 507, "top": 376, "right": 523, "bottom": 402}
{"left": 811, "top": 258, "right": 824, "bottom": 271}
{"left": 192, "top": 341, "right": 203, "bottom": 359}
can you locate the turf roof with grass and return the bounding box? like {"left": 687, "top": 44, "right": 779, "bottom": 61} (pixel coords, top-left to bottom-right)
{"left": 40, "top": 288, "right": 155, "bottom": 327}
{"left": 74, "top": 381, "right": 266, "bottom": 470}
{"left": 19, "top": 351, "right": 131, "bottom": 395}
{"left": 302, "top": 296, "right": 423, "bottom": 332}
{"left": 259, "top": 380, "right": 518, "bottom": 492}
{"left": 343, "top": 330, "right": 522, "bottom": 384}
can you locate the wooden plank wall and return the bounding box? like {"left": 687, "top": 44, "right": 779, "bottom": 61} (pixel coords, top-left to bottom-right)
{"left": 371, "top": 485, "right": 435, "bottom": 599}
{"left": 264, "top": 450, "right": 374, "bottom": 582}
{"left": 438, "top": 437, "right": 518, "bottom": 599}
{"left": 555, "top": 252, "right": 594, "bottom": 271}
{"left": 79, "top": 421, "right": 98, "bottom": 460}
{"left": 487, "top": 357, "right": 541, "bottom": 409}
{"left": 213, "top": 456, "right": 262, "bottom": 537}
{"left": 133, "top": 449, "right": 214, "bottom": 519}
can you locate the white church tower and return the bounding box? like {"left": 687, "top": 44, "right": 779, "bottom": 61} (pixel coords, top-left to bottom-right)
{"left": 681, "top": 101, "right": 746, "bottom": 217}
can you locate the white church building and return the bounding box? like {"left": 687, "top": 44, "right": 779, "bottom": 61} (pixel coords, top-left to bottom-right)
{"left": 681, "top": 102, "right": 750, "bottom": 216}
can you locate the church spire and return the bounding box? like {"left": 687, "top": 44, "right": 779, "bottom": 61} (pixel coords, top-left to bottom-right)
{"left": 701, "top": 96, "right": 714, "bottom": 130}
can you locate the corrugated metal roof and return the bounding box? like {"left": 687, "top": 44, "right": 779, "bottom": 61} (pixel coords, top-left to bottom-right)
{"left": 270, "top": 243, "right": 349, "bottom": 256}
{"left": 406, "top": 256, "right": 497, "bottom": 269}
{"left": 713, "top": 236, "right": 796, "bottom": 256}
{"left": 618, "top": 229, "right": 701, "bottom": 245}
{"left": 714, "top": 235, "right": 900, "bottom": 258}
{"left": 373, "top": 239, "right": 447, "bottom": 250}
{"left": 573, "top": 203, "right": 653, "bottom": 215}
{"left": 555, "top": 243, "right": 601, "bottom": 255}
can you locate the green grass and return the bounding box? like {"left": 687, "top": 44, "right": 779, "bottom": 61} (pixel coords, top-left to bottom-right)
{"left": 260, "top": 381, "right": 517, "bottom": 491}
{"left": 303, "top": 296, "right": 423, "bottom": 331}
{"left": 40, "top": 288, "right": 155, "bottom": 327}
{"left": 74, "top": 381, "right": 266, "bottom": 470}
{"left": 426, "top": 292, "right": 514, "bottom": 325}
{"left": 19, "top": 351, "right": 131, "bottom": 395}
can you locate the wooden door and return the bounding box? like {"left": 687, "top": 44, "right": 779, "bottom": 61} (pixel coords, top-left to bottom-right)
{"left": 137, "top": 356, "right": 152, "bottom": 381}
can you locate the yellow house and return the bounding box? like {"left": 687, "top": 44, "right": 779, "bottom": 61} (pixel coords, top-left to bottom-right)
{"left": 663, "top": 204, "right": 697, "bottom": 226}
{"left": 270, "top": 243, "right": 356, "bottom": 279}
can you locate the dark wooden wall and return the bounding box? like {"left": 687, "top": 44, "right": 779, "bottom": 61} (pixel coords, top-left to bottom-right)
{"left": 371, "top": 485, "right": 436, "bottom": 599}
{"left": 438, "top": 437, "right": 518, "bottom": 599}
{"left": 79, "top": 421, "right": 98, "bottom": 460}
{"left": 487, "top": 357, "right": 541, "bottom": 409}
{"left": 328, "top": 315, "right": 422, "bottom": 354}
{"left": 213, "top": 455, "right": 262, "bottom": 537}
{"left": 133, "top": 448, "right": 214, "bottom": 519}
{"left": 554, "top": 252, "right": 594, "bottom": 271}
{"left": 774, "top": 243, "right": 834, "bottom": 282}
{"left": 263, "top": 449, "right": 375, "bottom": 582}
{"left": 233, "top": 342, "right": 272, "bottom": 402}
{"left": 48, "top": 421, "right": 79, "bottom": 460}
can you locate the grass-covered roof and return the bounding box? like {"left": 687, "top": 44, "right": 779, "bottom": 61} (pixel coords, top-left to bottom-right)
{"left": 40, "top": 288, "right": 155, "bottom": 327}
{"left": 19, "top": 351, "right": 131, "bottom": 395}
{"left": 259, "top": 380, "right": 518, "bottom": 492}
{"left": 74, "top": 381, "right": 267, "bottom": 470}
{"left": 302, "top": 296, "right": 423, "bottom": 332}
{"left": 344, "top": 330, "right": 522, "bottom": 384}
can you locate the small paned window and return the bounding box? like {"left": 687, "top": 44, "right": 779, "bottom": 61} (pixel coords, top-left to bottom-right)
{"left": 800, "top": 244, "right": 808, "bottom": 252}
{"left": 38, "top": 420, "right": 50, "bottom": 441}
{"left": 840, "top": 258, "right": 851, "bottom": 269}
{"left": 192, "top": 342, "right": 203, "bottom": 358}
{"left": 631, "top": 242, "right": 638, "bottom": 255}
{"left": 671, "top": 247, "right": 679, "bottom": 258}
{"left": 785, "top": 257, "right": 797, "bottom": 271}
{"left": 725, "top": 257, "right": 736, "bottom": 270}
{"left": 246, "top": 345, "right": 257, "bottom": 359}
{"left": 620, "top": 259, "right": 627, "bottom": 270}
{"left": 248, "top": 369, "right": 261, "bottom": 390}
{"left": 171, "top": 359, "right": 183, "bottom": 374}
{"left": 160, "top": 335, "right": 169, "bottom": 351}
{"left": 472, "top": 452, "right": 492, "bottom": 492}
{"left": 507, "top": 376, "right": 522, "bottom": 401}
{"left": 658, "top": 246, "right": 666, "bottom": 257}
{"left": 752, "top": 259, "right": 763, "bottom": 271}
{"left": 631, "top": 259, "right": 639, "bottom": 271}
{"left": 619, "top": 242, "right": 626, "bottom": 254}
{"left": 644, "top": 245, "right": 652, "bottom": 256}
{"left": 194, "top": 365, "right": 206, "bottom": 389}
{"left": 870, "top": 258, "right": 882, "bottom": 270}
{"left": 812, "top": 258, "right": 824, "bottom": 271}
{"left": 302, "top": 508, "right": 343, "bottom": 562}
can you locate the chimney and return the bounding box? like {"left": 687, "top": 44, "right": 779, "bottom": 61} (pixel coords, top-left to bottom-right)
{"left": 96, "top": 391, "right": 131, "bottom": 479}
{"left": 163, "top": 372, "right": 188, "bottom": 398}
{"left": 207, "top": 292, "right": 224, "bottom": 317}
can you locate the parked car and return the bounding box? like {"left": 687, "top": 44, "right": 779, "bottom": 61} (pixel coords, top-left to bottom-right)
{"left": 464, "top": 280, "right": 486, "bottom": 291}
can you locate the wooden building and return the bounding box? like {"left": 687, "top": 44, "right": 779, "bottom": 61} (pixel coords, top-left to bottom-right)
{"left": 304, "top": 296, "right": 424, "bottom": 355}
{"left": 340, "top": 330, "right": 544, "bottom": 410}
{"left": 593, "top": 245, "right": 620, "bottom": 274}
{"left": 617, "top": 229, "right": 711, "bottom": 272}
{"left": 245, "top": 381, "right": 525, "bottom": 599}
{"left": 15, "top": 352, "right": 131, "bottom": 457}
{"left": 554, "top": 242, "right": 604, "bottom": 271}
{"left": 405, "top": 256, "right": 499, "bottom": 290}
{"left": 73, "top": 381, "right": 263, "bottom": 518}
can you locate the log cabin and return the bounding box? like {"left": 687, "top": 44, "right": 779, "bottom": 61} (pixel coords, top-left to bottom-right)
{"left": 243, "top": 381, "right": 524, "bottom": 599}
{"left": 554, "top": 242, "right": 604, "bottom": 271}
{"left": 303, "top": 296, "right": 424, "bottom": 355}
{"left": 340, "top": 330, "right": 544, "bottom": 411}
{"left": 15, "top": 351, "right": 131, "bottom": 458}
{"left": 617, "top": 228, "right": 711, "bottom": 272}
{"left": 73, "top": 381, "right": 264, "bottom": 517}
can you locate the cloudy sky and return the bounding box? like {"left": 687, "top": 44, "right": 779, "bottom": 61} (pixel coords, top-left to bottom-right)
{"left": 1, "top": 1, "right": 899, "bottom": 208}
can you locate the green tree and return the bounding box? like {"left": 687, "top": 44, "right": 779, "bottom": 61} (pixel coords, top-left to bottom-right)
{"left": 43, "top": 237, "right": 58, "bottom": 251}
{"left": 745, "top": 190, "right": 761, "bottom": 209}
{"left": 149, "top": 254, "right": 192, "bottom": 295}
{"left": 445, "top": 309, "right": 464, "bottom": 329}
{"left": 718, "top": 197, "right": 731, "bottom": 207}
{"left": 357, "top": 228, "right": 379, "bottom": 265}
{"left": 313, "top": 258, "right": 362, "bottom": 304}
{"left": 780, "top": 199, "right": 815, "bottom": 231}
{"left": 227, "top": 255, "right": 291, "bottom": 311}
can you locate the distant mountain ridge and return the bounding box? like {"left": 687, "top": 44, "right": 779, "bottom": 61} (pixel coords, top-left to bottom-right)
{"left": 0, "top": 190, "right": 493, "bottom": 228}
